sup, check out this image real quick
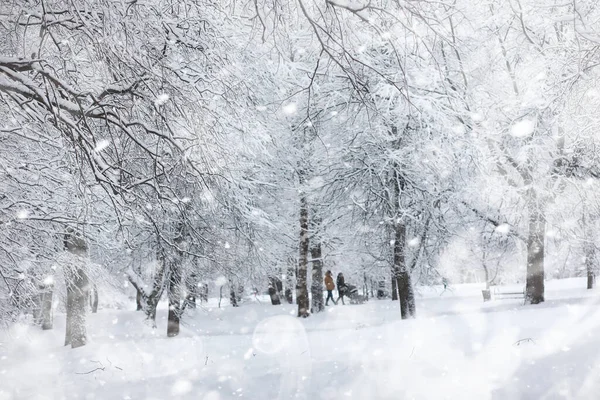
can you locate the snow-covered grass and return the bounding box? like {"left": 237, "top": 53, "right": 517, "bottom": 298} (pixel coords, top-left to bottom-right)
{"left": 2, "top": 278, "right": 600, "bottom": 399}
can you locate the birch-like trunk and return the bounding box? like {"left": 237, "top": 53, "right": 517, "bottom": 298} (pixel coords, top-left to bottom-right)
{"left": 297, "top": 195, "right": 310, "bottom": 318}
{"left": 310, "top": 242, "right": 324, "bottom": 313}
{"left": 64, "top": 234, "right": 89, "bottom": 348}
{"left": 394, "top": 222, "right": 416, "bottom": 319}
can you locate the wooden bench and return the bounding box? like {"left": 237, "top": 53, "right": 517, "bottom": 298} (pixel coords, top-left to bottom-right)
{"left": 493, "top": 287, "right": 525, "bottom": 301}
{"left": 482, "top": 287, "right": 525, "bottom": 302}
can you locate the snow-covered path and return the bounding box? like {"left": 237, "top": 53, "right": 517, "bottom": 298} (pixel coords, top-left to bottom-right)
{"left": 2, "top": 278, "right": 600, "bottom": 399}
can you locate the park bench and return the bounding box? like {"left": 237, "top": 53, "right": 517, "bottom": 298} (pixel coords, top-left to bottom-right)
{"left": 482, "top": 287, "right": 525, "bottom": 302}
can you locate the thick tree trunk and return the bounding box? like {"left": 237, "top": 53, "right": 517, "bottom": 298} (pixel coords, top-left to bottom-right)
{"left": 37, "top": 283, "right": 54, "bottom": 330}
{"left": 64, "top": 270, "right": 89, "bottom": 348}
{"left": 483, "top": 263, "right": 490, "bottom": 290}
{"left": 64, "top": 233, "right": 89, "bottom": 348}
{"left": 587, "top": 264, "right": 595, "bottom": 290}
{"left": 167, "top": 258, "right": 182, "bottom": 337}
{"left": 363, "top": 273, "right": 368, "bottom": 300}
{"left": 391, "top": 271, "right": 398, "bottom": 301}
{"left": 394, "top": 223, "right": 416, "bottom": 319}
{"left": 525, "top": 198, "right": 545, "bottom": 304}
{"left": 297, "top": 195, "right": 310, "bottom": 318}
{"left": 146, "top": 295, "right": 159, "bottom": 326}
{"left": 136, "top": 288, "right": 143, "bottom": 311}
{"left": 268, "top": 277, "right": 281, "bottom": 305}
{"left": 141, "top": 255, "right": 166, "bottom": 328}
{"left": 310, "top": 242, "right": 324, "bottom": 313}
{"left": 64, "top": 290, "right": 73, "bottom": 346}
{"left": 229, "top": 279, "right": 239, "bottom": 307}
{"left": 90, "top": 283, "right": 98, "bottom": 313}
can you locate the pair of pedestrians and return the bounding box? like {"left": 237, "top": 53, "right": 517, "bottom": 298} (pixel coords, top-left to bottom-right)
{"left": 323, "top": 270, "right": 347, "bottom": 306}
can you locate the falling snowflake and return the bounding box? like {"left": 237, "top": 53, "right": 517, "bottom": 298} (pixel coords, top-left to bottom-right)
{"left": 94, "top": 139, "right": 110, "bottom": 152}
{"left": 215, "top": 276, "right": 228, "bottom": 286}
{"left": 154, "top": 93, "right": 170, "bottom": 106}
{"left": 510, "top": 120, "right": 535, "bottom": 138}
{"left": 16, "top": 210, "right": 29, "bottom": 219}
{"left": 495, "top": 224, "right": 510, "bottom": 234}
{"left": 282, "top": 103, "right": 297, "bottom": 115}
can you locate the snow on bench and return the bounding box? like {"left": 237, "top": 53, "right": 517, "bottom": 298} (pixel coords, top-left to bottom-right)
{"left": 482, "top": 287, "right": 525, "bottom": 302}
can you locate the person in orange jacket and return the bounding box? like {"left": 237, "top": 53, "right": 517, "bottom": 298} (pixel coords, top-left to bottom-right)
{"left": 324, "top": 270, "right": 336, "bottom": 306}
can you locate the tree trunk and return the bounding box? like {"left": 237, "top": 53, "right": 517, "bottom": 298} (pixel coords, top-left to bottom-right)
{"left": 297, "top": 195, "right": 310, "bottom": 318}
{"left": 36, "top": 283, "right": 54, "bottom": 330}
{"left": 230, "top": 279, "right": 239, "bottom": 307}
{"left": 167, "top": 257, "right": 182, "bottom": 337}
{"left": 483, "top": 263, "right": 490, "bottom": 290}
{"left": 584, "top": 209, "right": 596, "bottom": 289}
{"left": 310, "top": 242, "right": 324, "bottom": 313}
{"left": 185, "top": 272, "right": 199, "bottom": 309}
{"left": 90, "top": 283, "right": 98, "bottom": 313}
{"left": 146, "top": 295, "right": 159, "bottom": 326}
{"left": 64, "top": 233, "right": 89, "bottom": 348}
{"left": 64, "top": 289, "right": 73, "bottom": 346}
{"left": 268, "top": 277, "right": 281, "bottom": 305}
{"left": 64, "top": 269, "right": 89, "bottom": 348}
{"left": 588, "top": 263, "right": 595, "bottom": 290}
{"left": 284, "top": 265, "right": 294, "bottom": 304}
{"left": 136, "top": 288, "right": 143, "bottom": 311}
{"left": 141, "top": 255, "right": 167, "bottom": 328}
{"left": 391, "top": 271, "right": 398, "bottom": 301}
{"left": 394, "top": 223, "right": 416, "bottom": 319}
{"left": 200, "top": 283, "right": 209, "bottom": 303}
{"left": 525, "top": 197, "right": 545, "bottom": 304}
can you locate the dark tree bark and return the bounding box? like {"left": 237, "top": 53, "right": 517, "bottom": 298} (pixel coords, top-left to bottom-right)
{"left": 583, "top": 209, "right": 596, "bottom": 289}
{"left": 167, "top": 258, "right": 182, "bottom": 337}
{"left": 525, "top": 195, "right": 545, "bottom": 304}
{"left": 90, "top": 283, "right": 98, "bottom": 313}
{"left": 64, "top": 233, "right": 89, "bottom": 348}
{"left": 230, "top": 279, "right": 239, "bottom": 307}
{"left": 394, "top": 223, "right": 416, "bottom": 319}
{"left": 200, "top": 283, "right": 209, "bottom": 303}
{"left": 297, "top": 194, "right": 310, "bottom": 318}
{"left": 136, "top": 288, "right": 143, "bottom": 311}
{"left": 363, "top": 273, "right": 369, "bottom": 301}
{"left": 391, "top": 271, "right": 398, "bottom": 301}
{"left": 310, "top": 242, "right": 324, "bottom": 313}
{"left": 268, "top": 277, "right": 281, "bottom": 305}
{"left": 588, "top": 263, "right": 595, "bottom": 289}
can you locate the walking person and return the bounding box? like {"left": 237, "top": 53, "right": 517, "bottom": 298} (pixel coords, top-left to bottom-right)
{"left": 336, "top": 272, "right": 347, "bottom": 305}
{"left": 324, "top": 270, "right": 336, "bottom": 306}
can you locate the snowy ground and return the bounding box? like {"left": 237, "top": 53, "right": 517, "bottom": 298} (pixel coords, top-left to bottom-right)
{"left": 2, "top": 278, "right": 600, "bottom": 400}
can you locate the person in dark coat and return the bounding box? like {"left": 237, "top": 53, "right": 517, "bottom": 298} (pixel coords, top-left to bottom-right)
{"left": 336, "top": 272, "right": 346, "bottom": 305}
{"left": 324, "top": 270, "right": 336, "bottom": 306}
